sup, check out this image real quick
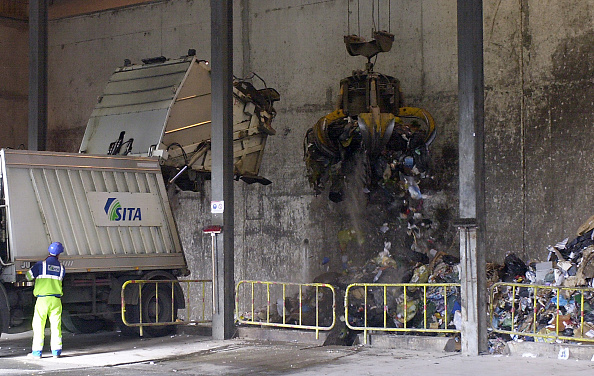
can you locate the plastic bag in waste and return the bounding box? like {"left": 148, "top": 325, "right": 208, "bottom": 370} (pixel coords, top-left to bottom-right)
{"left": 453, "top": 310, "right": 462, "bottom": 331}
{"left": 504, "top": 253, "right": 528, "bottom": 281}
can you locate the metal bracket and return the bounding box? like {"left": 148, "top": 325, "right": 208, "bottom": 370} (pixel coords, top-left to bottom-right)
{"left": 452, "top": 218, "right": 477, "bottom": 228}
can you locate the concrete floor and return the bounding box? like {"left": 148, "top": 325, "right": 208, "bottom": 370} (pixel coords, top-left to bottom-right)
{"left": 1, "top": 328, "right": 594, "bottom": 375}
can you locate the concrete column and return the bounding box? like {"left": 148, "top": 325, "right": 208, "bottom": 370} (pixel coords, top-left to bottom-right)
{"left": 211, "top": 0, "right": 235, "bottom": 340}
{"left": 28, "top": 0, "right": 48, "bottom": 151}
{"left": 457, "top": 0, "right": 487, "bottom": 355}
{"left": 457, "top": 221, "right": 487, "bottom": 355}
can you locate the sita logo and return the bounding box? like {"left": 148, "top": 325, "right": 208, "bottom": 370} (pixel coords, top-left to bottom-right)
{"left": 104, "top": 197, "right": 142, "bottom": 221}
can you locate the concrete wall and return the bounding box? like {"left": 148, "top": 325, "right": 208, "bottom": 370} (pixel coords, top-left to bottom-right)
{"left": 2, "top": 0, "right": 589, "bottom": 282}
{"left": 0, "top": 17, "right": 28, "bottom": 149}
{"left": 483, "top": 0, "right": 594, "bottom": 260}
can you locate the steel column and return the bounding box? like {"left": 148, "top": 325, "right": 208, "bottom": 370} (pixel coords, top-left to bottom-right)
{"left": 28, "top": 0, "right": 48, "bottom": 151}
{"left": 457, "top": 0, "right": 487, "bottom": 355}
{"left": 210, "top": 0, "right": 235, "bottom": 340}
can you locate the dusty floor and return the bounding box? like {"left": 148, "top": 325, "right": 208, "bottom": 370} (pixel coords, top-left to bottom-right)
{"left": 1, "top": 328, "right": 594, "bottom": 375}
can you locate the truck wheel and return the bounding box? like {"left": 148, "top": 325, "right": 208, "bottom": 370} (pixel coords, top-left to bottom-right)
{"left": 0, "top": 284, "right": 10, "bottom": 338}
{"left": 139, "top": 283, "right": 177, "bottom": 337}
{"left": 62, "top": 311, "right": 107, "bottom": 334}
{"left": 117, "top": 303, "right": 140, "bottom": 336}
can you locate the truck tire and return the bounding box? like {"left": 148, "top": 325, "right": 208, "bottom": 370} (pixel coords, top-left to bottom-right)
{"left": 0, "top": 284, "right": 10, "bottom": 337}
{"left": 117, "top": 303, "right": 140, "bottom": 336}
{"left": 62, "top": 310, "right": 107, "bottom": 334}
{"left": 138, "top": 283, "right": 177, "bottom": 337}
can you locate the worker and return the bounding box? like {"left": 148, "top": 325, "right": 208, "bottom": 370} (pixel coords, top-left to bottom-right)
{"left": 26, "top": 242, "right": 66, "bottom": 359}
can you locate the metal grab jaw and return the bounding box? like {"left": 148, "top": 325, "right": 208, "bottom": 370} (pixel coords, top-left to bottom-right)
{"left": 203, "top": 225, "right": 223, "bottom": 315}
{"left": 344, "top": 31, "right": 394, "bottom": 60}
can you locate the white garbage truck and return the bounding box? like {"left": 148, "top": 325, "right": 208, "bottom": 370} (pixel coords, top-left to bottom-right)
{"left": 0, "top": 149, "right": 187, "bottom": 337}
{"left": 0, "top": 53, "right": 279, "bottom": 337}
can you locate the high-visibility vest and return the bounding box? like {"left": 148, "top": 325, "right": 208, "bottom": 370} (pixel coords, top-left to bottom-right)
{"left": 26, "top": 257, "right": 65, "bottom": 297}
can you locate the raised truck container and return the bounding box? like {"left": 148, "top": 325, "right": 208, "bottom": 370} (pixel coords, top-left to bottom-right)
{"left": 79, "top": 53, "right": 279, "bottom": 189}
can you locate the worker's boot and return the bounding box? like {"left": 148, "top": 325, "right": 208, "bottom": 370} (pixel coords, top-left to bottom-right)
{"left": 28, "top": 351, "right": 42, "bottom": 359}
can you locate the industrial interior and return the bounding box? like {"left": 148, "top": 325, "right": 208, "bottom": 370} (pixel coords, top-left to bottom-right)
{"left": 1, "top": 0, "right": 594, "bottom": 365}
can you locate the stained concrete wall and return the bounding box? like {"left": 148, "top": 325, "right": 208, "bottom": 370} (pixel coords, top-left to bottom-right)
{"left": 483, "top": 0, "right": 594, "bottom": 260}
{"left": 1, "top": 0, "right": 590, "bottom": 283}
{"left": 0, "top": 17, "right": 28, "bottom": 149}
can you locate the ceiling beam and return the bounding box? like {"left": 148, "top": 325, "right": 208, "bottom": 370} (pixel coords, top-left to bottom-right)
{"left": 0, "top": 0, "right": 159, "bottom": 20}
{"left": 0, "top": 0, "right": 28, "bottom": 20}
{"left": 48, "top": 0, "right": 159, "bottom": 19}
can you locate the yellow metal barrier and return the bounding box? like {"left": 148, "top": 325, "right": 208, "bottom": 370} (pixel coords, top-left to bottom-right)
{"left": 345, "top": 283, "right": 461, "bottom": 344}
{"left": 235, "top": 280, "right": 336, "bottom": 339}
{"left": 121, "top": 279, "right": 212, "bottom": 336}
{"left": 490, "top": 282, "right": 594, "bottom": 343}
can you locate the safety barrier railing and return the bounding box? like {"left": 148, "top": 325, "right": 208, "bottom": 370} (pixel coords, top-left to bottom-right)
{"left": 121, "top": 279, "right": 212, "bottom": 336}
{"left": 490, "top": 282, "right": 594, "bottom": 343}
{"left": 235, "top": 280, "right": 336, "bottom": 339}
{"left": 345, "top": 283, "right": 461, "bottom": 344}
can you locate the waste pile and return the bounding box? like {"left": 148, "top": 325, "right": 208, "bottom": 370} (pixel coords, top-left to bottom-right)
{"left": 489, "top": 219, "right": 594, "bottom": 351}
{"left": 239, "top": 217, "right": 594, "bottom": 351}
{"left": 342, "top": 248, "right": 461, "bottom": 332}
{"left": 237, "top": 244, "right": 463, "bottom": 346}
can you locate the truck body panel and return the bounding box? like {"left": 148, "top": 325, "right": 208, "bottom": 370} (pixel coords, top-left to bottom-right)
{"left": 0, "top": 149, "right": 185, "bottom": 282}
{"left": 79, "top": 55, "right": 279, "bottom": 186}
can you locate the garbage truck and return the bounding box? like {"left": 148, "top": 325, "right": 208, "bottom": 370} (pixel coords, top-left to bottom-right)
{"left": 0, "top": 149, "right": 188, "bottom": 337}
{"left": 0, "top": 52, "right": 279, "bottom": 337}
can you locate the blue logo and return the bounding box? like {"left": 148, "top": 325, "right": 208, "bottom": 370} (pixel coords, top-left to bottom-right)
{"left": 104, "top": 197, "right": 142, "bottom": 221}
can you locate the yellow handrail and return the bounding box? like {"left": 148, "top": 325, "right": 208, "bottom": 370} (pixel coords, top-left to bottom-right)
{"left": 121, "top": 279, "right": 212, "bottom": 336}
{"left": 345, "top": 282, "right": 461, "bottom": 344}
{"left": 490, "top": 282, "right": 594, "bottom": 343}
{"left": 236, "top": 280, "right": 336, "bottom": 339}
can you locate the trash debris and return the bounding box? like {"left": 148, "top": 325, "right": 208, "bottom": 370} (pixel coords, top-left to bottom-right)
{"left": 488, "top": 216, "right": 594, "bottom": 353}
{"left": 341, "top": 249, "right": 461, "bottom": 333}
{"left": 504, "top": 253, "right": 528, "bottom": 282}
{"left": 488, "top": 337, "right": 508, "bottom": 355}
{"left": 240, "top": 207, "right": 594, "bottom": 353}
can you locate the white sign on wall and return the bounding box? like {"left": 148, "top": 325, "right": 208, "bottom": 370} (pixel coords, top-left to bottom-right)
{"left": 211, "top": 201, "right": 224, "bottom": 213}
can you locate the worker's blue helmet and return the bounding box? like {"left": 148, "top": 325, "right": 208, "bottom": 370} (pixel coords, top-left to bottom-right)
{"left": 48, "top": 242, "right": 64, "bottom": 256}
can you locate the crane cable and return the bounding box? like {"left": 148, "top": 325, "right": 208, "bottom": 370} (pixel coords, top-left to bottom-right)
{"left": 347, "top": 0, "right": 391, "bottom": 37}
{"left": 372, "top": 0, "right": 376, "bottom": 32}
